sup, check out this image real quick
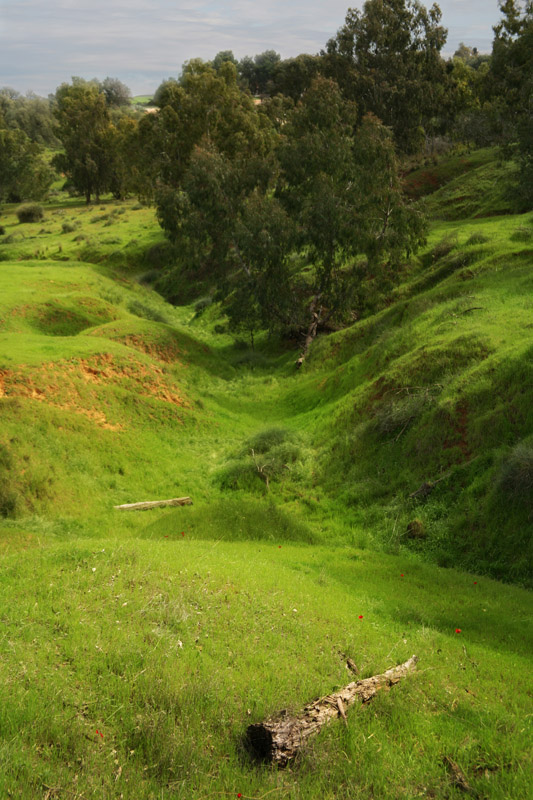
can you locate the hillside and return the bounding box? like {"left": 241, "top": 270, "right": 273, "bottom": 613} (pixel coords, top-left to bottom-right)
{"left": 0, "top": 150, "right": 532, "bottom": 799}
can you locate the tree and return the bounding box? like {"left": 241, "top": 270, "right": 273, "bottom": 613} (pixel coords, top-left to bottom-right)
{"left": 0, "top": 117, "right": 54, "bottom": 206}
{"left": 238, "top": 51, "right": 282, "bottom": 94}
{"left": 212, "top": 51, "right": 238, "bottom": 72}
{"left": 100, "top": 77, "right": 131, "bottom": 107}
{"left": 276, "top": 77, "right": 426, "bottom": 358}
{"left": 142, "top": 59, "right": 280, "bottom": 304}
{"left": 0, "top": 88, "right": 58, "bottom": 146}
{"left": 489, "top": 1, "right": 533, "bottom": 206}
{"left": 53, "top": 80, "right": 116, "bottom": 203}
{"left": 269, "top": 54, "right": 323, "bottom": 102}
{"left": 323, "top": 0, "right": 448, "bottom": 152}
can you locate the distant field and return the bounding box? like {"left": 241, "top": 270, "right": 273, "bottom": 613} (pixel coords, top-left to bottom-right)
{"left": 132, "top": 94, "right": 154, "bottom": 105}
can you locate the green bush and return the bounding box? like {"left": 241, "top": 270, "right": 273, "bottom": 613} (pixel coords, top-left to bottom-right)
{"left": 465, "top": 232, "right": 490, "bottom": 246}
{"left": 374, "top": 393, "right": 428, "bottom": 437}
{"left": 430, "top": 234, "right": 457, "bottom": 262}
{"left": 497, "top": 441, "right": 533, "bottom": 509}
{"left": 509, "top": 226, "right": 532, "bottom": 243}
{"left": 127, "top": 299, "right": 168, "bottom": 324}
{"left": 143, "top": 241, "right": 178, "bottom": 269}
{"left": 0, "top": 225, "right": 5, "bottom": 236}
{"left": 216, "top": 428, "right": 306, "bottom": 492}
{"left": 16, "top": 203, "right": 44, "bottom": 223}
{"left": 194, "top": 296, "right": 213, "bottom": 315}
{"left": 61, "top": 221, "right": 77, "bottom": 234}
{"left": 0, "top": 444, "right": 18, "bottom": 518}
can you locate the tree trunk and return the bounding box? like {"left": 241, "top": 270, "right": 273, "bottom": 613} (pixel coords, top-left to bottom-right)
{"left": 296, "top": 296, "right": 323, "bottom": 369}
{"left": 246, "top": 655, "right": 418, "bottom": 766}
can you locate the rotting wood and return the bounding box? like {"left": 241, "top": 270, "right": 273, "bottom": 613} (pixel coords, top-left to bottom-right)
{"left": 246, "top": 654, "right": 418, "bottom": 766}
{"left": 114, "top": 497, "right": 192, "bottom": 511}
{"left": 409, "top": 471, "right": 451, "bottom": 499}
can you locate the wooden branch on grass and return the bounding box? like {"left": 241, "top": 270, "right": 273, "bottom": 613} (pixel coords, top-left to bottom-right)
{"left": 114, "top": 497, "right": 192, "bottom": 511}
{"left": 246, "top": 654, "right": 418, "bottom": 766}
{"left": 409, "top": 471, "right": 451, "bottom": 499}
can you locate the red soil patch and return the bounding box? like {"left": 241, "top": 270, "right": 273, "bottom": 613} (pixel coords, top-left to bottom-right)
{"left": 120, "top": 334, "right": 185, "bottom": 364}
{"left": 0, "top": 354, "right": 190, "bottom": 429}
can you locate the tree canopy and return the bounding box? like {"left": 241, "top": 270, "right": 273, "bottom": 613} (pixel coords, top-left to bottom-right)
{"left": 323, "top": 0, "right": 449, "bottom": 152}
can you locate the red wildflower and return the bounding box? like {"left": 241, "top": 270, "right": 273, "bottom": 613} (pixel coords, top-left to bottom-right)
{"left": 455, "top": 628, "right": 462, "bottom": 633}
{"left": 96, "top": 729, "right": 103, "bottom": 738}
{"left": 358, "top": 615, "right": 363, "bottom": 619}
{"left": 474, "top": 581, "right": 477, "bottom": 584}
{"left": 181, "top": 532, "right": 185, "bottom": 536}
{"left": 400, "top": 574, "right": 404, "bottom": 577}
{"left": 278, "top": 545, "right": 281, "bottom": 548}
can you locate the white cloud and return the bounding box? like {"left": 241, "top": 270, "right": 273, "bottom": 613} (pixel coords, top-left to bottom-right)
{"left": 0, "top": 0, "right": 502, "bottom": 96}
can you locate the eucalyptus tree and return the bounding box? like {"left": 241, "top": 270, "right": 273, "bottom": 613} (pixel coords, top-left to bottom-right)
{"left": 323, "top": 0, "right": 448, "bottom": 152}
{"left": 489, "top": 0, "right": 533, "bottom": 206}
{"left": 53, "top": 80, "right": 116, "bottom": 203}
{"left": 275, "top": 77, "right": 426, "bottom": 359}
{"left": 148, "top": 60, "right": 279, "bottom": 278}
{"left": 0, "top": 115, "right": 53, "bottom": 206}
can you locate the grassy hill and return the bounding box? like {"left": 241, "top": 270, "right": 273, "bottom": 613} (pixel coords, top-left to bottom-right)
{"left": 0, "top": 152, "right": 531, "bottom": 798}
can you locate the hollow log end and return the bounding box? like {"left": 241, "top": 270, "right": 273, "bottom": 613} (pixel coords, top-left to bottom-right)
{"left": 245, "top": 723, "right": 274, "bottom": 762}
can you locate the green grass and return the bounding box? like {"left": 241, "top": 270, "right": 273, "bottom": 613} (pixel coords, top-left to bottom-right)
{"left": 0, "top": 147, "right": 532, "bottom": 798}
{"left": 1, "top": 536, "right": 531, "bottom": 799}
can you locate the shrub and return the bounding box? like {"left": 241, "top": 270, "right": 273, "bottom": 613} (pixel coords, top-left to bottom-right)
{"left": 406, "top": 518, "right": 426, "bottom": 539}
{"left": 465, "top": 232, "right": 489, "bottom": 246}
{"left": 244, "top": 427, "right": 293, "bottom": 455}
{"left": 194, "top": 296, "right": 213, "bottom": 315}
{"left": 0, "top": 444, "right": 18, "bottom": 518}
{"left": 509, "top": 226, "right": 533, "bottom": 243}
{"left": 61, "top": 221, "right": 77, "bottom": 234}
{"left": 497, "top": 441, "right": 533, "bottom": 509}
{"left": 431, "top": 234, "right": 457, "bottom": 262}
{"left": 374, "top": 393, "right": 428, "bottom": 437}
{"left": 0, "top": 225, "right": 5, "bottom": 236}
{"left": 216, "top": 428, "right": 306, "bottom": 492}
{"left": 127, "top": 299, "right": 168, "bottom": 324}
{"left": 16, "top": 203, "right": 44, "bottom": 223}
{"left": 143, "top": 241, "right": 178, "bottom": 269}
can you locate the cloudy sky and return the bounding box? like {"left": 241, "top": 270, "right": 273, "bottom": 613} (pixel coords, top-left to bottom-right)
{"left": 0, "top": 0, "right": 501, "bottom": 97}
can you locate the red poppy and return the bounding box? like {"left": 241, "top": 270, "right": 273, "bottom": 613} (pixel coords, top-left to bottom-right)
{"left": 455, "top": 628, "right": 461, "bottom": 633}
{"left": 400, "top": 574, "right": 404, "bottom": 577}
{"left": 278, "top": 545, "right": 281, "bottom": 548}
{"left": 358, "top": 615, "right": 363, "bottom": 619}
{"left": 237, "top": 795, "right": 242, "bottom": 798}
{"left": 474, "top": 581, "right": 477, "bottom": 584}
{"left": 96, "top": 729, "right": 103, "bottom": 738}
{"left": 181, "top": 532, "right": 185, "bottom": 536}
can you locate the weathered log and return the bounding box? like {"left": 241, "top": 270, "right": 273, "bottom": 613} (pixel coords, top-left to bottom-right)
{"left": 114, "top": 497, "right": 192, "bottom": 511}
{"left": 246, "top": 655, "right": 418, "bottom": 766}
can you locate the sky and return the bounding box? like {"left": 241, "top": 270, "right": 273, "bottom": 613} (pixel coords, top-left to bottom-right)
{"left": 0, "top": 0, "right": 502, "bottom": 97}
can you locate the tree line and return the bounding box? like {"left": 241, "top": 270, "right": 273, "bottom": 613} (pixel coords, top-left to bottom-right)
{"left": 1, "top": 0, "right": 532, "bottom": 350}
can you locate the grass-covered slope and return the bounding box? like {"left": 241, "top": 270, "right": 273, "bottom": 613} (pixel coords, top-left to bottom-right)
{"left": 0, "top": 153, "right": 532, "bottom": 799}
{"left": 298, "top": 211, "right": 533, "bottom": 583}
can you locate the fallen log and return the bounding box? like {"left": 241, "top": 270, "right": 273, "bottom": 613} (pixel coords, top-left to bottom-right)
{"left": 114, "top": 497, "right": 192, "bottom": 511}
{"left": 246, "top": 654, "right": 418, "bottom": 766}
